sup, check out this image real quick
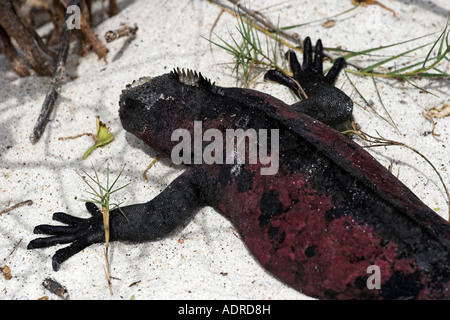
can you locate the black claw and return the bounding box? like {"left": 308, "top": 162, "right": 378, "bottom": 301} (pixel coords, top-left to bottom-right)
{"left": 33, "top": 224, "right": 77, "bottom": 236}
{"left": 27, "top": 239, "right": 39, "bottom": 249}
{"left": 302, "top": 37, "right": 312, "bottom": 70}
{"left": 313, "top": 39, "right": 324, "bottom": 74}
{"left": 264, "top": 69, "right": 302, "bottom": 98}
{"left": 53, "top": 212, "right": 84, "bottom": 225}
{"left": 52, "top": 240, "right": 91, "bottom": 271}
{"left": 28, "top": 232, "right": 79, "bottom": 248}
{"left": 86, "top": 202, "right": 102, "bottom": 216}
{"left": 52, "top": 257, "right": 61, "bottom": 271}
{"left": 265, "top": 70, "right": 298, "bottom": 88}
{"left": 285, "top": 49, "right": 302, "bottom": 77}
{"left": 33, "top": 224, "right": 53, "bottom": 234}
{"left": 325, "top": 57, "right": 347, "bottom": 83}
{"left": 28, "top": 236, "right": 54, "bottom": 249}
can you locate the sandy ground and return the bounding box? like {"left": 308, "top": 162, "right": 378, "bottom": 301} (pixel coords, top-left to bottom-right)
{"left": 0, "top": 0, "right": 449, "bottom": 300}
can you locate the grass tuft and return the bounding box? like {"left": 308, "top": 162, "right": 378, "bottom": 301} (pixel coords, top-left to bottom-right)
{"left": 204, "top": 9, "right": 285, "bottom": 87}
{"left": 76, "top": 163, "right": 129, "bottom": 295}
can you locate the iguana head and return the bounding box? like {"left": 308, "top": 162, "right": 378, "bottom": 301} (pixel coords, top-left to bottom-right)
{"left": 119, "top": 68, "right": 221, "bottom": 156}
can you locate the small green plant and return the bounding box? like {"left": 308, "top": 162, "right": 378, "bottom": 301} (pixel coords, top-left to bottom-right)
{"left": 82, "top": 117, "right": 115, "bottom": 160}
{"left": 205, "top": 10, "right": 285, "bottom": 87}
{"left": 76, "top": 163, "right": 129, "bottom": 295}
{"left": 58, "top": 116, "right": 115, "bottom": 159}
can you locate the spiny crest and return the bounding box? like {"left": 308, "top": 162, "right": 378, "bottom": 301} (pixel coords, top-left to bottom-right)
{"left": 170, "top": 67, "right": 216, "bottom": 91}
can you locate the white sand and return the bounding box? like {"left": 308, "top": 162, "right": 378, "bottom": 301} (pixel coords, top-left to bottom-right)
{"left": 0, "top": 0, "right": 449, "bottom": 300}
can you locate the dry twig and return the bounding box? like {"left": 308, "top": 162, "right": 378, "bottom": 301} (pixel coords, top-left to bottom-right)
{"left": 0, "top": 200, "right": 33, "bottom": 215}
{"left": 30, "top": 0, "right": 79, "bottom": 144}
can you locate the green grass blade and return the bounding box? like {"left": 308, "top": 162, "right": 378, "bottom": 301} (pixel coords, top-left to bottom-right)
{"left": 360, "top": 42, "right": 432, "bottom": 74}
{"left": 423, "top": 19, "right": 448, "bottom": 68}
{"left": 371, "top": 75, "right": 399, "bottom": 133}
{"left": 344, "top": 70, "right": 395, "bottom": 128}
{"left": 338, "top": 32, "right": 438, "bottom": 60}
{"left": 401, "top": 76, "right": 439, "bottom": 97}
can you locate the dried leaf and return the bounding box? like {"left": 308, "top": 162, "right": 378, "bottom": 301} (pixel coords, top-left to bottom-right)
{"left": 104, "top": 23, "right": 138, "bottom": 43}
{"left": 1, "top": 265, "right": 12, "bottom": 280}
{"left": 322, "top": 20, "right": 336, "bottom": 28}
{"left": 422, "top": 102, "right": 450, "bottom": 136}
{"left": 424, "top": 103, "right": 450, "bottom": 119}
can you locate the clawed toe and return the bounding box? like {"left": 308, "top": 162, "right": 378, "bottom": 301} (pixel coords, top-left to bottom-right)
{"left": 285, "top": 49, "right": 301, "bottom": 77}
{"left": 264, "top": 69, "right": 301, "bottom": 95}
{"left": 52, "top": 240, "right": 89, "bottom": 271}
{"left": 52, "top": 212, "right": 84, "bottom": 225}
{"left": 313, "top": 39, "right": 324, "bottom": 74}
{"left": 302, "top": 37, "right": 313, "bottom": 69}
{"left": 325, "top": 57, "right": 347, "bottom": 83}
{"left": 33, "top": 224, "right": 77, "bottom": 235}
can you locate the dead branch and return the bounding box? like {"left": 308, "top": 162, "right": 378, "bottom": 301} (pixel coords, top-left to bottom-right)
{"left": 30, "top": 0, "right": 79, "bottom": 144}
{"left": 0, "top": 200, "right": 33, "bottom": 215}
{"left": 0, "top": 0, "right": 53, "bottom": 76}
{"left": 29, "top": 0, "right": 113, "bottom": 143}
{"left": 0, "top": 0, "right": 115, "bottom": 77}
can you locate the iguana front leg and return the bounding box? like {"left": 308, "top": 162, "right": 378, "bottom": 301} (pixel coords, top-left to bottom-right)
{"left": 28, "top": 168, "right": 206, "bottom": 271}
{"left": 265, "top": 37, "right": 352, "bottom": 126}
